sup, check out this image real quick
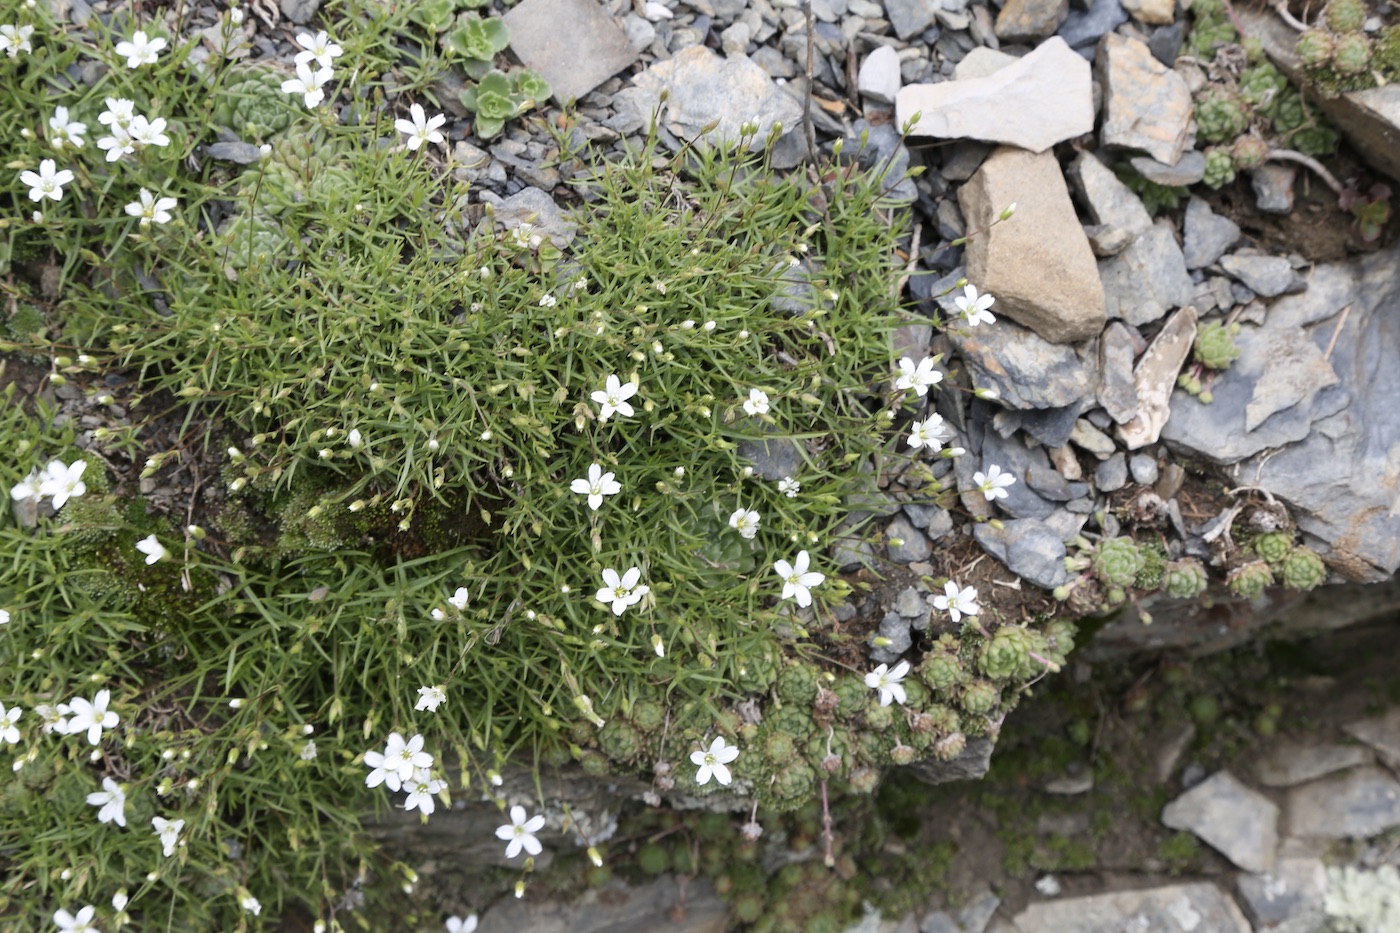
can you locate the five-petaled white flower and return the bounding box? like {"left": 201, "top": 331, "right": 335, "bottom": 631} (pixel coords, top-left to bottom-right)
{"left": 281, "top": 60, "right": 333, "bottom": 108}
{"left": 381, "top": 732, "right": 433, "bottom": 784}
{"left": 52, "top": 906, "right": 98, "bottom": 933}
{"left": 19, "top": 159, "right": 74, "bottom": 203}
{"left": 907, "top": 415, "right": 953, "bottom": 451}
{"left": 742, "top": 388, "right": 770, "bottom": 416}
{"left": 47, "top": 106, "right": 86, "bottom": 150}
{"left": 0, "top": 609, "right": 9, "bottom": 626}
{"left": 96, "top": 128, "right": 134, "bottom": 162}
{"left": 135, "top": 534, "right": 170, "bottom": 565}
{"left": 86, "top": 776, "right": 127, "bottom": 827}
{"left": 10, "top": 469, "right": 42, "bottom": 502}
{"left": 403, "top": 769, "right": 447, "bottom": 815}
{"left": 115, "top": 30, "right": 167, "bottom": 68}
{"left": 240, "top": 894, "right": 262, "bottom": 916}
{"left": 448, "top": 586, "right": 470, "bottom": 611}
{"left": 446, "top": 915, "right": 479, "bottom": 933}
{"left": 690, "top": 736, "right": 740, "bottom": 786}
{"left": 39, "top": 459, "right": 88, "bottom": 508}
{"left": 570, "top": 463, "right": 621, "bottom": 511}
{"left": 65, "top": 689, "right": 118, "bottom": 745}
{"left": 152, "top": 816, "right": 184, "bottom": 857}
{"left": 728, "top": 508, "right": 760, "bottom": 540}
{"left": 496, "top": 805, "right": 546, "bottom": 858}
{"left": 415, "top": 685, "right": 447, "bottom": 712}
{"left": 596, "top": 566, "right": 649, "bottom": 616}
{"left": 294, "top": 30, "right": 343, "bottom": 69}
{"left": 894, "top": 356, "right": 942, "bottom": 396}
{"left": 0, "top": 24, "right": 35, "bottom": 58}
{"left": 955, "top": 284, "right": 996, "bottom": 327}
{"left": 591, "top": 374, "right": 637, "bottom": 422}
{"left": 0, "top": 702, "right": 19, "bottom": 744}
{"left": 772, "top": 550, "right": 825, "bottom": 608}
{"left": 933, "top": 581, "right": 980, "bottom": 623}
{"left": 865, "top": 660, "right": 910, "bottom": 708}
{"left": 973, "top": 464, "right": 1016, "bottom": 501}
{"left": 125, "top": 188, "right": 178, "bottom": 227}
{"left": 777, "top": 476, "right": 800, "bottom": 498}
{"left": 127, "top": 114, "right": 169, "bottom": 149}
{"left": 395, "top": 103, "right": 447, "bottom": 152}
{"left": 98, "top": 97, "right": 136, "bottom": 130}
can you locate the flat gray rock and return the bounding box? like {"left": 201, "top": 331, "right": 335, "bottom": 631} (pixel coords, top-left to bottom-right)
{"left": 1097, "top": 322, "right": 1140, "bottom": 424}
{"left": 1287, "top": 765, "right": 1400, "bottom": 838}
{"left": 1058, "top": 0, "right": 1128, "bottom": 51}
{"left": 872, "top": 611, "right": 914, "bottom": 663}
{"left": 477, "top": 875, "right": 727, "bottom": 933}
{"left": 1161, "top": 770, "right": 1279, "bottom": 873}
{"left": 487, "top": 186, "right": 578, "bottom": 249}
{"left": 959, "top": 147, "right": 1106, "bottom": 344}
{"left": 1094, "top": 452, "right": 1128, "bottom": 491}
{"left": 1182, "top": 197, "right": 1240, "bottom": 270}
{"left": 976, "top": 431, "right": 1059, "bottom": 520}
{"left": 1098, "top": 34, "right": 1193, "bottom": 165}
{"left": 1011, "top": 882, "right": 1252, "bottom": 932}
{"left": 1235, "top": 857, "right": 1329, "bottom": 933}
{"left": 953, "top": 47, "right": 1017, "bottom": 81}
{"left": 279, "top": 0, "right": 320, "bottom": 25}
{"left": 1221, "top": 252, "right": 1306, "bottom": 298}
{"left": 1343, "top": 708, "right": 1400, "bottom": 771}
{"left": 995, "top": 0, "right": 1069, "bottom": 43}
{"left": 505, "top": 0, "right": 639, "bottom": 105}
{"left": 886, "top": 0, "right": 939, "bottom": 39}
{"left": 897, "top": 37, "right": 1094, "bottom": 154}
{"left": 1099, "top": 220, "right": 1195, "bottom": 327}
{"left": 886, "top": 513, "right": 933, "bottom": 563}
{"left": 1130, "top": 151, "right": 1207, "bottom": 187}
{"left": 1068, "top": 151, "right": 1152, "bottom": 241}
{"left": 858, "top": 45, "right": 902, "bottom": 103}
{"left": 1255, "top": 742, "right": 1372, "bottom": 787}
{"left": 973, "top": 518, "right": 1068, "bottom": 588}
{"left": 950, "top": 315, "right": 1101, "bottom": 409}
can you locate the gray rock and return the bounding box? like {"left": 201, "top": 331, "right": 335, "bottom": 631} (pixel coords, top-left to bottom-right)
{"left": 1235, "top": 856, "right": 1329, "bottom": 933}
{"left": 958, "top": 147, "right": 1106, "bottom": 343}
{"left": 1098, "top": 220, "right": 1195, "bottom": 327}
{"left": 904, "top": 735, "right": 996, "bottom": 785}
{"left": 1287, "top": 765, "right": 1400, "bottom": 838}
{"left": 1254, "top": 742, "right": 1373, "bottom": 787}
{"left": 279, "top": 0, "right": 320, "bottom": 25}
{"left": 887, "top": 514, "right": 933, "bottom": 563}
{"left": 940, "top": 141, "right": 993, "bottom": 181}
{"left": 1058, "top": 0, "right": 1127, "bottom": 51}
{"left": 858, "top": 45, "right": 902, "bottom": 103}
{"left": 487, "top": 187, "right": 577, "bottom": 249}
{"left": 1098, "top": 322, "right": 1140, "bottom": 424}
{"left": 630, "top": 46, "right": 802, "bottom": 155}
{"left": 1085, "top": 224, "right": 1135, "bottom": 257}
{"left": 886, "top": 0, "right": 939, "bottom": 39}
{"left": 205, "top": 141, "right": 262, "bottom": 164}
{"left": 1148, "top": 22, "right": 1185, "bottom": 66}
{"left": 1070, "top": 418, "right": 1117, "bottom": 458}
{"left": 1252, "top": 163, "right": 1297, "bottom": 213}
{"left": 995, "top": 0, "right": 1068, "bottom": 43}
{"left": 894, "top": 586, "right": 929, "bottom": 618}
{"left": 1098, "top": 33, "right": 1194, "bottom": 165}
{"left": 718, "top": 21, "right": 751, "bottom": 57}
{"left": 1128, "top": 453, "right": 1159, "bottom": 484}
{"left": 1182, "top": 197, "right": 1241, "bottom": 270}
{"left": 950, "top": 316, "right": 1101, "bottom": 410}
{"left": 1220, "top": 252, "right": 1306, "bottom": 298}
{"left": 1018, "top": 402, "right": 1085, "bottom": 448}
{"left": 832, "top": 533, "right": 877, "bottom": 571}
{"left": 1068, "top": 151, "right": 1152, "bottom": 241}
{"left": 977, "top": 432, "right": 1058, "bottom": 519}
{"left": 1343, "top": 708, "right": 1400, "bottom": 772}
{"left": 871, "top": 611, "right": 914, "bottom": 663}
{"left": 1129, "top": 150, "right": 1207, "bottom": 187}
{"left": 903, "top": 503, "right": 953, "bottom": 539}
{"left": 897, "top": 38, "right": 1095, "bottom": 155}
{"left": 504, "top": 0, "right": 639, "bottom": 105}
{"left": 1162, "top": 770, "right": 1279, "bottom": 873}
{"left": 1094, "top": 453, "right": 1128, "bottom": 491}
{"left": 973, "top": 518, "right": 1068, "bottom": 588}
{"left": 737, "top": 434, "right": 804, "bottom": 481}
{"left": 476, "top": 875, "right": 727, "bottom": 933}
{"left": 1011, "top": 883, "right": 1252, "bottom": 932}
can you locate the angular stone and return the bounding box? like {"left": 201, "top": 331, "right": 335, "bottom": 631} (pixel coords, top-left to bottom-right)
{"left": 489, "top": 187, "right": 578, "bottom": 249}
{"left": 1098, "top": 321, "right": 1140, "bottom": 424}
{"left": 858, "top": 45, "right": 902, "bottom": 104}
{"left": 1086, "top": 224, "right": 1135, "bottom": 257}
{"left": 897, "top": 37, "right": 1094, "bottom": 154}
{"left": 1252, "top": 163, "right": 1297, "bottom": 213}
{"left": 872, "top": 611, "right": 914, "bottom": 663}
{"left": 505, "top": 0, "right": 640, "bottom": 105}
{"left": 1058, "top": 0, "right": 1127, "bottom": 52}
{"left": 1235, "top": 856, "right": 1329, "bottom": 933}
{"left": 1094, "top": 453, "right": 1128, "bottom": 491}
{"left": 958, "top": 147, "right": 1106, "bottom": 343}
{"left": 1099, "top": 220, "right": 1196, "bottom": 327}
{"left": 973, "top": 518, "right": 1068, "bottom": 588}
{"left": 949, "top": 315, "right": 1101, "bottom": 409}
{"left": 1220, "top": 253, "right": 1306, "bottom": 298}
{"left": 953, "top": 47, "right": 1017, "bottom": 81}
{"left": 976, "top": 431, "right": 1059, "bottom": 519}
{"left": 1122, "top": 0, "right": 1174, "bottom": 26}
{"left": 1343, "top": 708, "right": 1400, "bottom": 772}
{"left": 1119, "top": 306, "right": 1196, "bottom": 450}
{"left": 630, "top": 46, "right": 802, "bottom": 155}
{"left": 1011, "top": 883, "right": 1252, "bottom": 932}
{"left": 1129, "top": 453, "right": 1159, "bottom": 484}
{"left": 1098, "top": 33, "right": 1194, "bottom": 165}
{"left": 1182, "top": 197, "right": 1240, "bottom": 270}
{"left": 476, "top": 875, "right": 727, "bottom": 933}
{"left": 1130, "top": 150, "right": 1207, "bottom": 187}
{"left": 886, "top": 0, "right": 939, "bottom": 40}
{"left": 1162, "top": 770, "right": 1279, "bottom": 873}
{"left": 886, "top": 513, "right": 932, "bottom": 563}
{"left": 279, "top": 0, "right": 320, "bottom": 25}
{"left": 1070, "top": 418, "right": 1117, "bottom": 458}
{"left": 995, "top": 0, "right": 1068, "bottom": 43}
{"left": 1287, "top": 766, "right": 1400, "bottom": 838}
{"left": 1255, "top": 742, "right": 1373, "bottom": 787}
{"left": 1068, "top": 151, "right": 1152, "bottom": 241}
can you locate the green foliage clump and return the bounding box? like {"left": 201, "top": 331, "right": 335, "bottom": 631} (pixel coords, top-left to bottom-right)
{"left": 1135, "top": 542, "right": 1167, "bottom": 591}
{"left": 212, "top": 66, "right": 296, "bottom": 140}
{"left": 1194, "top": 320, "right": 1241, "bottom": 371}
{"left": 1163, "top": 559, "right": 1208, "bottom": 599}
{"left": 1195, "top": 88, "right": 1252, "bottom": 144}
{"left": 1228, "top": 560, "right": 1275, "bottom": 598}
{"left": 980, "top": 625, "right": 1039, "bottom": 681}
{"left": 1231, "top": 135, "right": 1270, "bottom": 171}
{"left": 1188, "top": 0, "right": 1238, "bottom": 58}
{"left": 961, "top": 681, "right": 1001, "bottom": 715}
{"left": 1201, "top": 146, "right": 1237, "bottom": 190}
{"left": 442, "top": 11, "right": 510, "bottom": 78}
{"left": 1093, "top": 537, "right": 1145, "bottom": 589}
{"left": 1325, "top": 0, "right": 1368, "bottom": 33}
{"left": 1114, "top": 164, "right": 1189, "bottom": 216}
{"left": 460, "top": 68, "right": 550, "bottom": 138}
{"left": 1253, "top": 531, "right": 1294, "bottom": 564}
{"left": 1281, "top": 546, "right": 1328, "bottom": 590}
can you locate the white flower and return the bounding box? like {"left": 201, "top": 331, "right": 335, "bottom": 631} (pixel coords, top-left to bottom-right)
{"left": 53, "top": 906, "right": 98, "bottom": 933}
{"left": 99, "top": 98, "right": 136, "bottom": 130}
{"left": 0, "top": 702, "right": 19, "bottom": 744}
{"left": 395, "top": 103, "right": 447, "bottom": 151}
{"left": 96, "top": 128, "right": 134, "bottom": 161}
{"left": 281, "top": 60, "right": 333, "bottom": 108}
{"left": 0, "top": 23, "right": 35, "bottom": 58}
{"left": 112, "top": 891, "right": 128, "bottom": 912}
{"left": 348, "top": 428, "right": 363, "bottom": 448}
{"left": 596, "top": 567, "right": 649, "bottom": 616}
{"left": 65, "top": 690, "right": 118, "bottom": 745}
{"left": 381, "top": 731, "right": 433, "bottom": 784}
{"left": 229, "top": 6, "right": 244, "bottom": 24}
{"left": 240, "top": 894, "right": 261, "bottom": 916}
{"left": 34, "top": 703, "right": 67, "bottom": 734}
{"left": 48, "top": 107, "right": 86, "bottom": 149}
{"left": 300, "top": 740, "right": 317, "bottom": 760}
{"left": 728, "top": 508, "right": 760, "bottom": 540}
{"left": 742, "top": 388, "right": 770, "bottom": 416}
{"left": 10, "top": 469, "right": 42, "bottom": 502}
{"left": 39, "top": 460, "right": 87, "bottom": 509}
{"left": 127, "top": 114, "right": 169, "bottom": 149}
{"left": 907, "top": 415, "right": 952, "bottom": 451}
{"left": 0, "top": 609, "right": 8, "bottom": 625}
{"left": 19, "top": 159, "right": 74, "bottom": 202}
{"left": 894, "top": 356, "right": 943, "bottom": 396}
{"left": 772, "top": 550, "right": 825, "bottom": 608}
{"left": 115, "top": 30, "right": 166, "bottom": 68}
{"left": 415, "top": 685, "right": 447, "bottom": 712}
{"left": 152, "top": 816, "right": 184, "bottom": 857}
{"left": 864, "top": 660, "right": 910, "bottom": 708}
{"left": 403, "top": 769, "right": 447, "bottom": 815}
{"left": 933, "top": 581, "right": 980, "bottom": 623}
{"left": 124, "top": 188, "right": 178, "bottom": 227}
{"left": 973, "top": 464, "right": 1016, "bottom": 501}
{"left": 777, "top": 476, "right": 800, "bottom": 498}
{"left": 955, "top": 284, "right": 996, "bottom": 327}
{"left": 497, "top": 805, "right": 546, "bottom": 858}
{"left": 294, "top": 30, "right": 343, "bottom": 69}
{"left": 539, "top": 294, "right": 556, "bottom": 308}
{"left": 135, "top": 534, "right": 170, "bottom": 565}
{"left": 570, "top": 463, "right": 621, "bottom": 511}
{"left": 445, "top": 916, "right": 479, "bottom": 933}
{"left": 85, "top": 776, "right": 127, "bottom": 827}
{"left": 690, "top": 736, "right": 740, "bottom": 786}
{"left": 591, "top": 374, "right": 637, "bottom": 422}
{"left": 363, "top": 740, "right": 402, "bottom": 791}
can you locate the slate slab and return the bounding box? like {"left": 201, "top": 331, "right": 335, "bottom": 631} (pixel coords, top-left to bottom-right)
{"left": 1255, "top": 742, "right": 1372, "bottom": 787}
{"left": 1097, "top": 33, "right": 1193, "bottom": 165}
{"left": 505, "top": 0, "right": 640, "bottom": 105}
{"left": 1098, "top": 220, "right": 1195, "bottom": 326}
{"left": 1235, "top": 857, "right": 1329, "bottom": 933}
{"left": 1343, "top": 707, "right": 1400, "bottom": 772}
{"left": 1182, "top": 197, "right": 1240, "bottom": 270}
{"left": 1161, "top": 770, "right": 1279, "bottom": 873}
{"left": 949, "top": 316, "right": 1101, "bottom": 410}
{"left": 1011, "top": 882, "right": 1252, "bottom": 932}
{"left": 1287, "top": 765, "right": 1400, "bottom": 838}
